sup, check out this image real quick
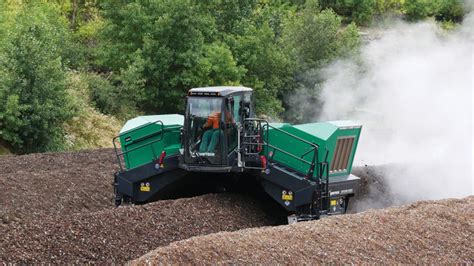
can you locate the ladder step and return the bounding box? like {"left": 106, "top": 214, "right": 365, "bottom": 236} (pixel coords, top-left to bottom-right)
{"left": 271, "top": 163, "right": 308, "bottom": 180}
{"left": 244, "top": 152, "right": 260, "bottom": 156}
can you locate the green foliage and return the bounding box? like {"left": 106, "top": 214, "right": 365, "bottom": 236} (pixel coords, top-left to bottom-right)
{"left": 0, "top": 3, "right": 75, "bottom": 153}
{"left": 403, "top": 0, "right": 434, "bottom": 21}
{"left": 98, "top": 0, "right": 248, "bottom": 114}
{"left": 285, "top": 6, "right": 360, "bottom": 70}
{"left": 0, "top": 0, "right": 369, "bottom": 153}
{"left": 85, "top": 70, "right": 142, "bottom": 119}
{"left": 403, "top": 0, "right": 465, "bottom": 22}
{"left": 373, "top": 0, "right": 404, "bottom": 16}
{"left": 282, "top": 3, "right": 360, "bottom": 122}
{"left": 224, "top": 4, "right": 295, "bottom": 117}
{"left": 320, "top": 0, "right": 377, "bottom": 25}
{"left": 198, "top": 43, "right": 246, "bottom": 86}
{"left": 86, "top": 74, "right": 120, "bottom": 115}
{"left": 63, "top": 72, "right": 122, "bottom": 150}
{"left": 435, "top": 0, "right": 464, "bottom": 22}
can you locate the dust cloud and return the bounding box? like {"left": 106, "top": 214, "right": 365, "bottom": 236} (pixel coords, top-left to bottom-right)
{"left": 317, "top": 15, "right": 473, "bottom": 203}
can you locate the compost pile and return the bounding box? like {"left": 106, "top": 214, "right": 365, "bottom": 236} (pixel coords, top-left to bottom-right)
{"left": 1, "top": 149, "right": 471, "bottom": 264}
{"left": 1, "top": 194, "right": 274, "bottom": 263}
{"left": 0, "top": 149, "right": 117, "bottom": 224}
{"left": 350, "top": 165, "right": 398, "bottom": 212}
{"left": 0, "top": 149, "right": 275, "bottom": 263}
{"left": 134, "top": 196, "right": 474, "bottom": 264}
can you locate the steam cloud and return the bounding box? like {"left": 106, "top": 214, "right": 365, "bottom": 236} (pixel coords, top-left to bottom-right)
{"left": 318, "top": 15, "right": 473, "bottom": 203}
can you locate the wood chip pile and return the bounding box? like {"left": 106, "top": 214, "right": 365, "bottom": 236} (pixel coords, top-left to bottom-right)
{"left": 350, "top": 165, "right": 398, "bottom": 212}
{"left": 134, "top": 196, "right": 474, "bottom": 264}
{"left": 0, "top": 193, "right": 275, "bottom": 263}
{"left": 0, "top": 149, "right": 275, "bottom": 263}
{"left": 2, "top": 149, "right": 470, "bottom": 264}
{"left": 0, "top": 149, "right": 117, "bottom": 225}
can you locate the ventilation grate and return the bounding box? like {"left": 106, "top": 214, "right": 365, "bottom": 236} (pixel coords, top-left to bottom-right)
{"left": 330, "top": 136, "right": 355, "bottom": 173}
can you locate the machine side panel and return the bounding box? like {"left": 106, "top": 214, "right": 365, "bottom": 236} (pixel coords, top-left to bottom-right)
{"left": 264, "top": 124, "right": 323, "bottom": 176}
{"left": 115, "top": 154, "right": 186, "bottom": 203}
{"left": 266, "top": 122, "right": 362, "bottom": 179}
{"left": 119, "top": 115, "right": 183, "bottom": 170}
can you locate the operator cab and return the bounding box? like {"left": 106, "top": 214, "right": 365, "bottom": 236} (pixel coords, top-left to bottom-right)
{"left": 181, "top": 86, "right": 254, "bottom": 171}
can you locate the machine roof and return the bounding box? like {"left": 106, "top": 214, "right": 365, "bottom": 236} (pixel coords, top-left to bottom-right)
{"left": 120, "top": 114, "right": 183, "bottom": 134}
{"left": 294, "top": 120, "right": 362, "bottom": 141}
{"left": 189, "top": 86, "right": 253, "bottom": 96}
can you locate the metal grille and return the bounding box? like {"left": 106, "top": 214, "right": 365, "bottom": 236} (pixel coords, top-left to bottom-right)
{"left": 330, "top": 136, "right": 355, "bottom": 173}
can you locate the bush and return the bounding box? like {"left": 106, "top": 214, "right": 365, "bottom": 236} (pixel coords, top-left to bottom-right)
{"left": 320, "top": 0, "right": 376, "bottom": 25}
{"left": 435, "top": 0, "right": 464, "bottom": 22}
{"left": 404, "top": 0, "right": 465, "bottom": 22}
{"left": 284, "top": 6, "right": 360, "bottom": 70}
{"left": 0, "top": 3, "right": 75, "bottom": 153}
{"left": 282, "top": 3, "right": 360, "bottom": 122}
{"left": 86, "top": 74, "right": 120, "bottom": 115}
{"left": 63, "top": 72, "right": 122, "bottom": 150}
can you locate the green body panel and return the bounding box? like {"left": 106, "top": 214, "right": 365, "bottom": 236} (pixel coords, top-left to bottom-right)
{"left": 265, "top": 121, "right": 362, "bottom": 179}
{"left": 118, "top": 112, "right": 361, "bottom": 180}
{"left": 119, "top": 114, "right": 183, "bottom": 169}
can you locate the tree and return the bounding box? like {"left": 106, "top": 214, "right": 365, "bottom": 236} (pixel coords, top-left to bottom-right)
{"left": 403, "top": 0, "right": 433, "bottom": 21}
{"left": 403, "top": 0, "right": 465, "bottom": 22}
{"left": 98, "top": 0, "right": 245, "bottom": 114}
{"left": 284, "top": 5, "right": 360, "bottom": 70}
{"left": 0, "top": 3, "right": 75, "bottom": 153}
{"left": 320, "top": 0, "right": 376, "bottom": 25}
{"left": 225, "top": 20, "right": 294, "bottom": 116}
{"left": 205, "top": 1, "right": 296, "bottom": 116}
{"left": 435, "top": 0, "right": 464, "bottom": 22}
{"left": 282, "top": 3, "right": 360, "bottom": 122}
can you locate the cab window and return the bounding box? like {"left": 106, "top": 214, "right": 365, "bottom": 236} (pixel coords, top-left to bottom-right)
{"left": 232, "top": 95, "right": 242, "bottom": 122}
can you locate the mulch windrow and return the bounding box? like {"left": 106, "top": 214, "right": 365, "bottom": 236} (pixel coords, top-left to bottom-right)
{"left": 0, "top": 149, "right": 276, "bottom": 263}
{"left": 133, "top": 196, "right": 474, "bottom": 264}
{"left": 0, "top": 149, "right": 117, "bottom": 225}
{"left": 1, "top": 193, "right": 274, "bottom": 263}
{"left": 1, "top": 149, "right": 455, "bottom": 264}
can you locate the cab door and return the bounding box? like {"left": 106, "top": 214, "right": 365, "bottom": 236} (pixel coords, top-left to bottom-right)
{"left": 225, "top": 94, "right": 242, "bottom": 155}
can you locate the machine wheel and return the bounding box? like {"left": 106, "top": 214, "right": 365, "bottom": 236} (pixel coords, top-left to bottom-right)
{"left": 114, "top": 191, "right": 123, "bottom": 207}
{"left": 344, "top": 196, "right": 352, "bottom": 213}
{"left": 113, "top": 173, "right": 122, "bottom": 207}
{"left": 115, "top": 198, "right": 122, "bottom": 207}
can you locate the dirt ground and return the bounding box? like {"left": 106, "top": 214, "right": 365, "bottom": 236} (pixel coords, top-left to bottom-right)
{"left": 133, "top": 196, "right": 474, "bottom": 264}
{"left": 0, "top": 149, "right": 470, "bottom": 263}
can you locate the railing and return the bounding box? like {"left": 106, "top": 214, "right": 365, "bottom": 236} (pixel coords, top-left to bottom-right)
{"left": 112, "top": 120, "right": 165, "bottom": 172}
{"left": 242, "top": 118, "right": 332, "bottom": 214}
{"left": 242, "top": 118, "right": 320, "bottom": 180}
{"left": 318, "top": 149, "right": 330, "bottom": 212}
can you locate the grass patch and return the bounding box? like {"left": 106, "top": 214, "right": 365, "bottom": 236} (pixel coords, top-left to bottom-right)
{"left": 63, "top": 71, "right": 123, "bottom": 151}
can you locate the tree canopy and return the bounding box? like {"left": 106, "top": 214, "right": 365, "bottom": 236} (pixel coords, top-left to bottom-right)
{"left": 0, "top": 0, "right": 468, "bottom": 153}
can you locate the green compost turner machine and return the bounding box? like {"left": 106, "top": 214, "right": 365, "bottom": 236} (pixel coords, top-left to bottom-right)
{"left": 113, "top": 86, "right": 362, "bottom": 222}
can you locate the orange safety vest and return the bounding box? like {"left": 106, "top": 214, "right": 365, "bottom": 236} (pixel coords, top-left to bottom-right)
{"left": 204, "top": 112, "right": 221, "bottom": 129}
{"left": 204, "top": 111, "right": 234, "bottom": 129}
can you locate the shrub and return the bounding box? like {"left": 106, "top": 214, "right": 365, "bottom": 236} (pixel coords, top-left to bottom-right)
{"left": 0, "top": 3, "right": 75, "bottom": 153}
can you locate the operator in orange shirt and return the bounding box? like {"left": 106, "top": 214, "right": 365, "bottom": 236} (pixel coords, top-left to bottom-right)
{"left": 199, "top": 99, "right": 234, "bottom": 153}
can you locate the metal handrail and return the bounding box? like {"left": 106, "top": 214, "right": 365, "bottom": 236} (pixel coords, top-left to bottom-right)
{"left": 242, "top": 118, "right": 320, "bottom": 179}
{"left": 112, "top": 120, "right": 165, "bottom": 171}
{"left": 300, "top": 147, "right": 317, "bottom": 158}
{"left": 264, "top": 123, "right": 318, "bottom": 149}
{"left": 267, "top": 144, "right": 313, "bottom": 165}
{"left": 264, "top": 123, "right": 320, "bottom": 179}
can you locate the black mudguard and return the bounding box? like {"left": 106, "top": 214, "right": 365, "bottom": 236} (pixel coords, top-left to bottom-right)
{"left": 114, "top": 154, "right": 186, "bottom": 204}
